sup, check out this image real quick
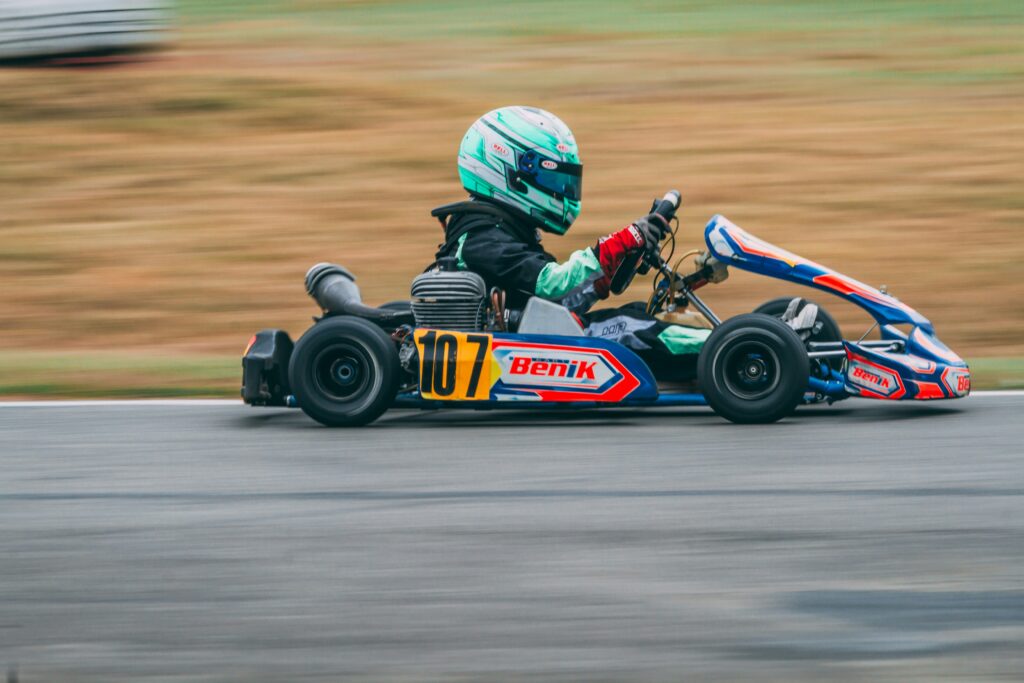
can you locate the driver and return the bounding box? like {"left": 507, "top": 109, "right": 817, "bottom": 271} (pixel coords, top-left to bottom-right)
{"left": 429, "top": 106, "right": 710, "bottom": 380}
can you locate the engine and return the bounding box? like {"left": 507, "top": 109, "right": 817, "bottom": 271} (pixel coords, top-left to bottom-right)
{"left": 410, "top": 269, "right": 488, "bottom": 331}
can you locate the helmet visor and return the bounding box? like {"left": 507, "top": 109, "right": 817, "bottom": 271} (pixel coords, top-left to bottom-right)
{"left": 517, "top": 149, "right": 582, "bottom": 201}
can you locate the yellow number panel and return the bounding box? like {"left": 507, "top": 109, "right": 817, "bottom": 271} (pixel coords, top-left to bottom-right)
{"left": 413, "top": 330, "right": 493, "bottom": 401}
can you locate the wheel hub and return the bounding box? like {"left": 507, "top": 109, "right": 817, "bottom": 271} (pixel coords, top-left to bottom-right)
{"left": 721, "top": 342, "right": 781, "bottom": 400}
{"left": 331, "top": 358, "right": 360, "bottom": 387}
{"left": 744, "top": 359, "right": 766, "bottom": 380}
{"left": 313, "top": 343, "right": 373, "bottom": 401}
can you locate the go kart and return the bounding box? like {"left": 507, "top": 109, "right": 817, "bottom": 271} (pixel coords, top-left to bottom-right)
{"left": 242, "top": 190, "right": 970, "bottom": 426}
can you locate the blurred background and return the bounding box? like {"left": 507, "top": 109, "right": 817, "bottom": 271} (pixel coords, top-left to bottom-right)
{"left": 1, "top": 0, "right": 1021, "bottom": 397}
{"left": 2, "top": 6, "right": 1024, "bottom": 683}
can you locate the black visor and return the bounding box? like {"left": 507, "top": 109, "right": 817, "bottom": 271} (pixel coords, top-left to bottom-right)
{"left": 517, "top": 149, "right": 582, "bottom": 201}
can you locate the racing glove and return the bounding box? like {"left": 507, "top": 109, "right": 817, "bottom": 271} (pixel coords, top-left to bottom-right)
{"left": 591, "top": 214, "right": 670, "bottom": 299}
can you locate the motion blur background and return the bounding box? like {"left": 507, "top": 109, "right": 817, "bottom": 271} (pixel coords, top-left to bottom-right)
{"left": 1, "top": 0, "right": 1022, "bottom": 396}
{"left": 3, "top": 6, "right": 1024, "bottom": 683}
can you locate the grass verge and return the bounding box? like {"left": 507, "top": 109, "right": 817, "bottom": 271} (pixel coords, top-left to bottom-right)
{"left": 0, "top": 351, "right": 238, "bottom": 399}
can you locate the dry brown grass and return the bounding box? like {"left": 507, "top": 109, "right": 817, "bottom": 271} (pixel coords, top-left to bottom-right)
{"left": 1, "top": 3, "right": 1021, "bottom": 377}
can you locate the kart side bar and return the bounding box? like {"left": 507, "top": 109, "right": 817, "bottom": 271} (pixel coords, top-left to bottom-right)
{"left": 807, "top": 339, "right": 902, "bottom": 359}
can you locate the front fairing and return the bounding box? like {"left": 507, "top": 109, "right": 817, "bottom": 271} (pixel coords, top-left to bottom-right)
{"left": 704, "top": 215, "right": 969, "bottom": 400}
{"left": 705, "top": 215, "right": 931, "bottom": 329}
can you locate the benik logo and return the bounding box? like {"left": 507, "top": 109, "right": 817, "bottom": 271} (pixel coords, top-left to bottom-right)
{"left": 509, "top": 356, "right": 596, "bottom": 380}
{"left": 493, "top": 345, "right": 618, "bottom": 391}
{"left": 847, "top": 359, "right": 902, "bottom": 397}
{"left": 852, "top": 365, "right": 889, "bottom": 388}
{"left": 490, "top": 340, "right": 642, "bottom": 402}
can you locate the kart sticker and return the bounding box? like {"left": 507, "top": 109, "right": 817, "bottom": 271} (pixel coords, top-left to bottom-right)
{"left": 414, "top": 330, "right": 493, "bottom": 401}
{"left": 846, "top": 353, "right": 906, "bottom": 399}
{"left": 940, "top": 366, "right": 971, "bottom": 398}
{"left": 490, "top": 339, "right": 640, "bottom": 402}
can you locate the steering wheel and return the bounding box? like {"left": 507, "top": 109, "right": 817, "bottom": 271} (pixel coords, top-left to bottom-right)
{"left": 609, "top": 190, "right": 681, "bottom": 295}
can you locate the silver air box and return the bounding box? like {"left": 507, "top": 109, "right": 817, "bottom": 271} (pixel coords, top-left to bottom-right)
{"left": 410, "top": 270, "right": 487, "bottom": 331}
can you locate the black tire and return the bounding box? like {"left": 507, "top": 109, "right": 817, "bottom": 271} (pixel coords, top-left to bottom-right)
{"left": 698, "top": 313, "right": 809, "bottom": 424}
{"left": 288, "top": 316, "right": 399, "bottom": 427}
{"left": 753, "top": 296, "right": 843, "bottom": 370}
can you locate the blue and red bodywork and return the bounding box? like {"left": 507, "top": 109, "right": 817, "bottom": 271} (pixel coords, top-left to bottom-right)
{"left": 396, "top": 331, "right": 679, "bottom": 409}
{"left": 392, "top": 215, "right": 968, "bottom": 410}
{"left": 704, "top": 215, "right": 969, "bottom": 402}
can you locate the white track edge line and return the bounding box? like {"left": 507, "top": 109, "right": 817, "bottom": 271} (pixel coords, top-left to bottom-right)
{"left": 0, "top": 399, "right": 241, "bottom": 407}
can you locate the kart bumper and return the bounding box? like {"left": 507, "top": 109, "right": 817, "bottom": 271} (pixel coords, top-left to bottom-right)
{"left": 841, "top": 326, "right": 970, "bottom": 400}
{"left": 241, "top": 329, "right": 294, "bottom": 406}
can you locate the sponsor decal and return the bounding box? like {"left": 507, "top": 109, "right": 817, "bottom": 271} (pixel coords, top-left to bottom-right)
{"left": 491, "top": 142, "right": 510, "bottom": 157}
{"left": 556, "top": 143, "right": 570, "bottom": 152}
{"left": 852, "top": 364, "right": 891, "bottom": 389}
{"left": 599, "top": 321, "right": 627, "bottom": 337}
{"left": 540, "top": 159, "right": 558, "bottom": 170}
{"left": 940, "top": 366, "right": 971, "bottom": 397}
{"left": 491, "top": 340, "right": 640, "bottom": 401}
{"left": 509, "top": 356, "right": 597, "bottom": 380}
{"left": 846, "top": 353, "right": 905, "bottom": 399}
{"left": 582, "top": 316, "right": 658, "bottom": 351}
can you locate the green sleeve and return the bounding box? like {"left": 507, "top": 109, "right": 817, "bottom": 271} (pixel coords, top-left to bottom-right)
{"left": 534, "top": 247, "right": 602, "bottom": 299}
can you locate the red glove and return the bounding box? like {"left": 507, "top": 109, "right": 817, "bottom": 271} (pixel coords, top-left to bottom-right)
{"left": 591, "top": 217, "right": 667, "bottom": 299}
{"left": 594, "top": 224, "right": 644, "bottom": 275}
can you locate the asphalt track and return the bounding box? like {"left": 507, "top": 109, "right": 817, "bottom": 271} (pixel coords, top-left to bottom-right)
{"left": 1, "top": 395, "right": 1022, "bottom": 682}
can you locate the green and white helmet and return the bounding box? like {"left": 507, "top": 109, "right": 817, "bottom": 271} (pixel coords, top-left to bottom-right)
{"left": 458, "top": 106, "right": 582, "bottom": 234}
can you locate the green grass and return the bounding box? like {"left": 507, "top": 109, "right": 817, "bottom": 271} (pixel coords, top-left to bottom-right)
{"left": 0, "top": 352, "right": 239, "bottom": 399}
{"left": 0, "top": 351, "right": 1020, "bottom": 399}
{"left": 176, "top": 0, "right": 1024, "bottom": 34}
{"left": 965, "top": 358, "right": 1024, "bottom": 391}
{"left": 171, "top": 0, "right": 1024, "bottom": 90}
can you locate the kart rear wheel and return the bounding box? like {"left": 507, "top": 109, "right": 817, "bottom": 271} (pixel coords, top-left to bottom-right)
{"left": 288, "top": 316, "right": 399, "bottom": 427}
{"left": 698, "top": 313, "right": 809, "bottom": 424}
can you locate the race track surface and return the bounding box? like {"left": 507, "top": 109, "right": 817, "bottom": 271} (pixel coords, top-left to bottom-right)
{"left": 1, "top": 396, "right": 1023, "bottom": 682}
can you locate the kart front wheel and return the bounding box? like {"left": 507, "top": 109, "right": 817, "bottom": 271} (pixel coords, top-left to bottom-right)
{"left": 698, "top": 313, "right": 809, "bottom": 424}
{"left": 288, "top": 316, "right": 399, "bottom": 427}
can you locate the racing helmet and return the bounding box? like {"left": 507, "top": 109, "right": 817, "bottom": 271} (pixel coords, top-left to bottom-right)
{"left": 457, "top": 106, "right": 582, "bottom": 235}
